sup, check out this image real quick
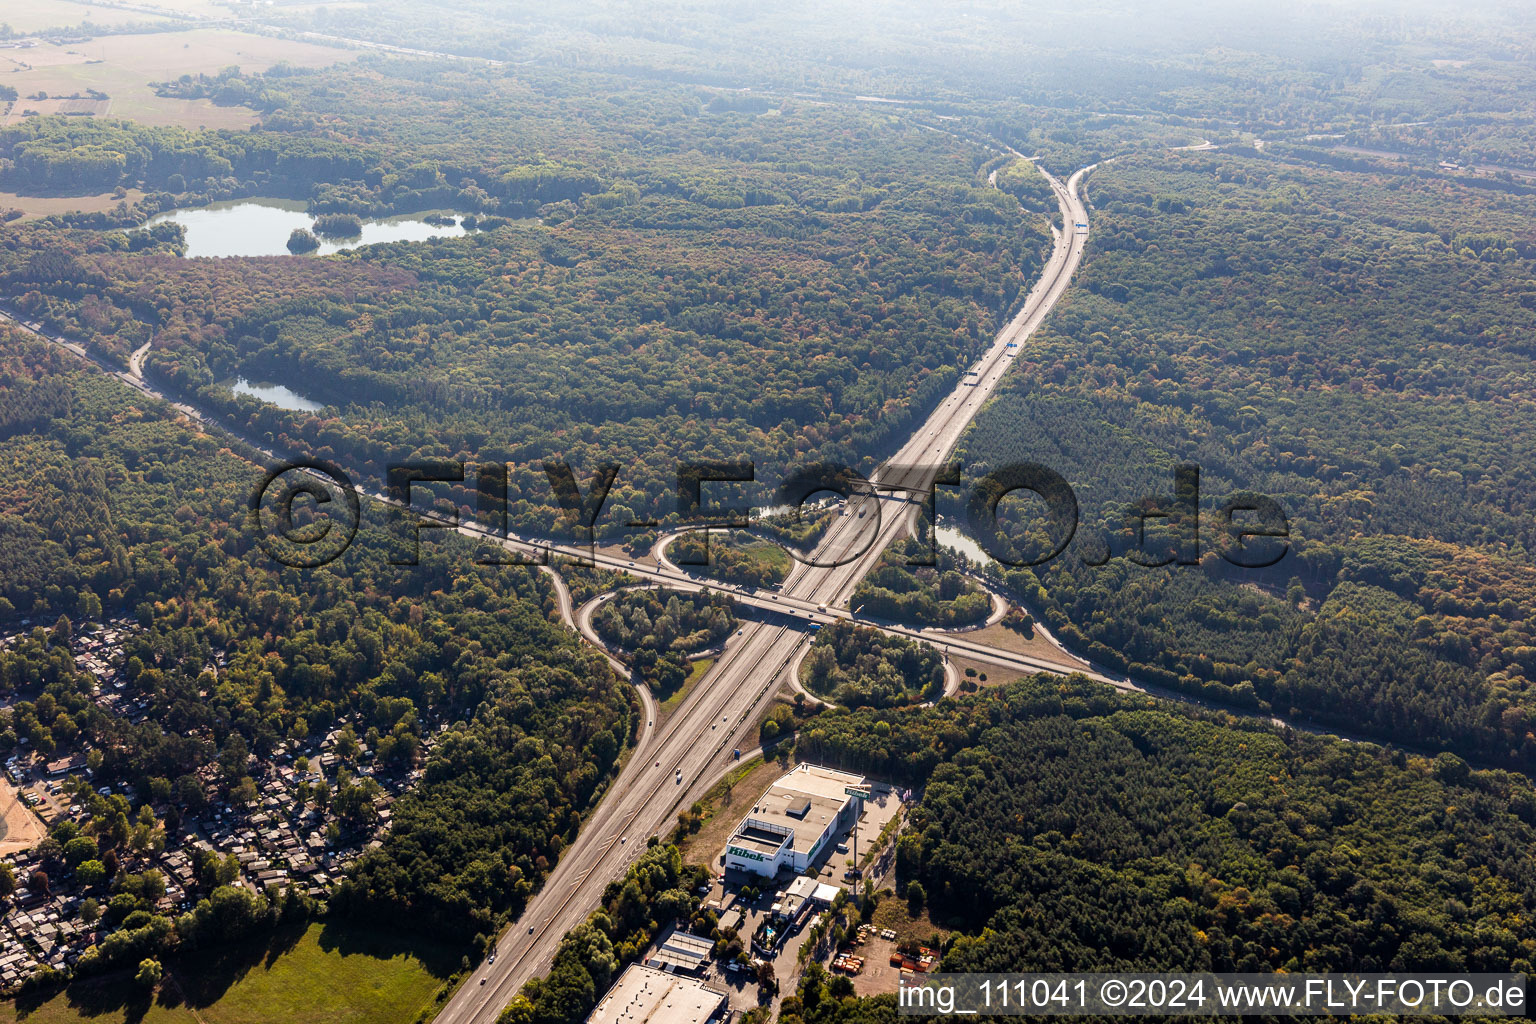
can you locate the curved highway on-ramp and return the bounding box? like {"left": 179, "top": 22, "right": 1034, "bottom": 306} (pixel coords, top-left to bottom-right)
{"left": 0, "top": 151, "right": 1095, "bottom": 1024}
{"left": 0, "top": 146, "right": 1453, "bottom": 1024}
{"left": 431, "top": 157, "right": 1095, "bottom": 1024}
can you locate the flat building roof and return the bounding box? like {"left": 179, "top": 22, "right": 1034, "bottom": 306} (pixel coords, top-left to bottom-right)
{"left": 732, "top": 763, "right": 866, "bottom": 860}
{"left": 589, "top": 965, "right": 726, "bottom": 1024}
{"left": 730, "top": 827, "right": 787, "bottom": 856}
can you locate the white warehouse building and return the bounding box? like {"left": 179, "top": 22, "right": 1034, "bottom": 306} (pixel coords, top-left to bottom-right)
{"left": 587, "top": 964, "right": 727, "bottom": 1024}
{"left": 724, "top": 763, "right": 866, "bottom": 878}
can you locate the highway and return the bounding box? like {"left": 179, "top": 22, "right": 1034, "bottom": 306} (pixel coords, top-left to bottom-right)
{"left": 0, "top": 151, "right": 1097, "bottom": 1024}
{"left": 772, "top": 162, "right": 1093, "bottom": 610}
{"left": 434, "top": 158, "right": 1096, "bottom": 1023}
{"left": 4, "top": 148, "right": 1409, "bottom": 1023}
{"left": 0, "top": 131, "right": 1481, "bottom": 1024}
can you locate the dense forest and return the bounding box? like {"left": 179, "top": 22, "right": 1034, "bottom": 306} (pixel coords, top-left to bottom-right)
{"left": 802, "top": 619, "right": 945, "bottom": 708}
{"left": 950, "top": 150, "right": 1536, "bottom": 767}
{"left": 800, "top": 677, "right": 1536, "bottom": 974}
{"left": 591, "top": 588, "right": 736, "bottom": 695}
{"left": 0, "top": 111, "right": 594, "bottom": 219}
{"left": 244, "top": 0, "right": 1536, "bottom": 178}
{"left": 0, "top": 326, "right": 635, "bottom": 964}
{"left": 0, "top": 62, "right": 1054, "bottom": 530}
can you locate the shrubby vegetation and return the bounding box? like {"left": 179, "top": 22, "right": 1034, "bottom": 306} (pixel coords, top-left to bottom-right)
{"left": 779, "top": 963, "right": 892, "bottom": 1024}
{"left": 748, "top": 504, "right": 838, "bottom": 557}
{"left": 849, "top": 540, "right": 990, "bottom": 628}
{"left": 286, "top": 228, "right": 319, "bottom": 254}
{"left": 670, "top": 532, "right": 790, "bottom": 590}
{"left": 154, "top": 63, "right": 300, "bottom": 114}
{"left": 991, "top": 158, "right": 1057, "bottom": 215}
{"left": 312, "top": 212, "right": 362, "bottom": 237}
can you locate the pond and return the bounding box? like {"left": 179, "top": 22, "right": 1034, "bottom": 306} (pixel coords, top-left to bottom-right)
{"left": 934, "top": 523, "right": 995, "bottom": 566}
{"left": 144, "top": 199, "right": 482, "bottom": 258}
{"left": 228, "top": 378, "right": 326, "bottom": 413}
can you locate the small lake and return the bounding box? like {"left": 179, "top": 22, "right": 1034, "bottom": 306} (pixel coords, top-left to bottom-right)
{"left": 935, "top": 523, "right": 995, "bottom": 565}
{"left": 228, "top": 378, "right": 326, "bottom": 413}
{"left": 144, "top": 199, "right": 480, "bottom": 258}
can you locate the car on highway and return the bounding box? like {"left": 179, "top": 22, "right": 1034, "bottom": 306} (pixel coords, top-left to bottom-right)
{"left": 675, "top": 769, "right": 682, "bottom": 782}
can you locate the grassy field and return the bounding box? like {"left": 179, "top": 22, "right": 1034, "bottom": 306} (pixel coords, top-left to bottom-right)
{"left": 125, "top": 0, "right": 233, "bottom": 15}
{"left": 658, "top": 656, "right": 714, "bottom": 716}
{"left": 964, "top": 620, "right": 1088, "bottom": 667}
{"left": 1, "top": 28, "right": 355, "bottom": 131}
{"left": 0, "top": 921, "right": 457, "bottom": 1024}
{"left": 679, "top": 751, "right": 796, "bottom": 866}
{"left": 735, "top": 540, "right": 790, "bottom": 578}
{"left": 0, "top": 188, "right": 147, "bottom": 220}
{"left": 951, "top": 657, "right": 1025, "bottom": 691}
{"left": 0, "top": 0, "right": 177, "bottom": 34}
{"left": 869, "top": 895, "right": 950, "bottom": 949}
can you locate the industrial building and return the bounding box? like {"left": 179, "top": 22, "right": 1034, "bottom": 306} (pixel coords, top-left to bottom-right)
{"left": 644, "top": 928, "right": 714, "bottom": 973}
{"left": 724, "top": 763, "right": 866, "bottom": 878}
{"left": 587, "top": 964, "right": 728, "bottom": 1024}
{"left": 782, "top": 874, "right": 841, "bottom": 915}
{"left": 752, "top": 874, "right": 844, "bottom": 957}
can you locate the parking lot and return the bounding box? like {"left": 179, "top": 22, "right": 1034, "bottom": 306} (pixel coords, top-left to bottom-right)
{"left": 809, "top": 782, "right": 904, "bottom": 890}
